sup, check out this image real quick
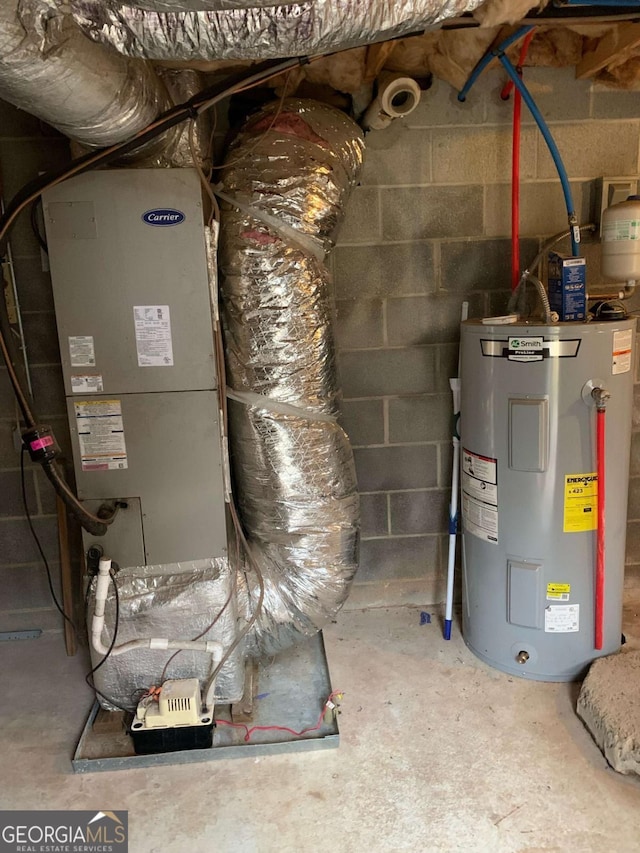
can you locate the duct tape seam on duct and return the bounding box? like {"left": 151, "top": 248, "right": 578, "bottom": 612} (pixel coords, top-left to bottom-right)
{"left": 0, "top": 0, "right": 168, "bottom": 148}
{"left": 218, "top": 99, "right": 362, "bottom": 657}
{"left": 59, "top": 0, "right": 485, "bottom": 61}
{"left": 90, "top": 559, "right": 244, "bottom": 711}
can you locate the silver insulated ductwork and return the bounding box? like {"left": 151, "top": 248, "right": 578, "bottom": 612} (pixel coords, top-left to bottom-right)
{"left": 0, "top": 2, "right": 168, "bottom": 147}
{"left": 219, "top": 99, "right": 363, "bottom": 656}
{"left": 0, "top": 0, "right": 478, "bottom": 670}
{"left": 58, "top": 0, "right": 484, "bottom": 61}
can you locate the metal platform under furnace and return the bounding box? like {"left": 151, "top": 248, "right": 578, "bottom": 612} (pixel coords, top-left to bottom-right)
{"left": 72, "top": 633, "right": 339, "bottom": 773}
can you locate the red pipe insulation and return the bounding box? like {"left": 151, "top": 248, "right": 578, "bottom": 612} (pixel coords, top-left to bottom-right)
{"left": 595, "top": 407, "right": 606, "bottom": 651}
{"left": 503, "top": 30, "right": 536, "bottom": 292}
{"left": 510, "top": 90, "right": 523, "bottom": 291}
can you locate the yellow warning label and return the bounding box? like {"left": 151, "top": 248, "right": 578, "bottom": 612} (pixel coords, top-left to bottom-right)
{"left": 547, "top": 582, "right": 571, "bottom": 601}
{"left": 564, "top": 473, "right": 598, "bottom": 533}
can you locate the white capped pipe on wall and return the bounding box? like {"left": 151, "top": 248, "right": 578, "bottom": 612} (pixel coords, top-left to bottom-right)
{"left": 362, "top": 73, "right": 422, "bottom": 131}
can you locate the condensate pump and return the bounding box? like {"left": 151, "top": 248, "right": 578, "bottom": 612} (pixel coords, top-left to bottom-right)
{"left": 131, "top": 680, "right": 215, "bottom": 755}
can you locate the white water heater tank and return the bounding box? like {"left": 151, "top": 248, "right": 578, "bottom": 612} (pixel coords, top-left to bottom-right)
{"left": 601, "top": 195, "right": 640, "bottom": 282}
{"left": 460, "top": 318, "right": 635, "bottom": 681}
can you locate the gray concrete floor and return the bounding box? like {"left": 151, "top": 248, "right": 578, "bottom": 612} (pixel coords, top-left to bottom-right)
{"left": 2, "top": 594, "right": 640, "bottom": 853}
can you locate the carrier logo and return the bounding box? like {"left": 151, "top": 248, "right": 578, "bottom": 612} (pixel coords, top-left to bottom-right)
{"left": 142, "top": 208, "right": 185, "bottom": 226}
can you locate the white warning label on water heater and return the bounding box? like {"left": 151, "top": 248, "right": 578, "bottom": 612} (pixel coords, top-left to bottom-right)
{"left": 544, "top": 604, "right": 579, "bottom": 633}
{"left": 462, "top": 449, "right": 498, "bottom": 543}
{"left": 612, "top": 328, "right": 633, "bottom": 375}
{"left": 462, "top": 493, "right": 498, "bottom": 543}
{"left": 133, "top": 305, "right": 174, "bottom": 367}
{"left": 74, "top": 399, "right": 128, "bottom": 471}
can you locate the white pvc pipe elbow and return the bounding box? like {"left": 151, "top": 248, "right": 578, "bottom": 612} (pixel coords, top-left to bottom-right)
{"left": 362, "top": 73, "right": 421, "bottom": 131}
{"left": 90, "top": 557, "right": 224, "bottom": 697}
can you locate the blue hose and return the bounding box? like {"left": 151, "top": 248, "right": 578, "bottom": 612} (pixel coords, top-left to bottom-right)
{"left": 497, "top": 54, "right": 579, "bottom": 257}
{"left": 457, "top": 26, "right": 580, "bottom": 257}
{"left": 457, "top": 25, "right": 534, "bottom": 103}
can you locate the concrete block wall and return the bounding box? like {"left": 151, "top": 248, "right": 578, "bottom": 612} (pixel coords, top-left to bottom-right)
{"left": 2, "top": 66, "right": 640, "bottom": 632}
{"left": 0, "top": 102, "right": 71, "bottom": 633}
{"left": 335, "top": 67, "right": 640, "bottom": 609}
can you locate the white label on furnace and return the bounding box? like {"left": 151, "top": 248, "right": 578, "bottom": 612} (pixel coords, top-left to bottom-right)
{"left": 68, "top": 335, "right": 95, "bottom": 367}
{"left": 602, "top": 218, "right": 640, "bottom": 242}
{"left": 544, "top": 604, "right": 579, "bottom": 633}
{"left": 71, "top": 374, "right": 103, "bottom": 394}
{"left": 133, "top": 305, "right": 174, "bottom": 367}
{"left": 74, "top": 399, "right": 128, "bottom": 471}
{"left": 462, "top": 493, "right": 499, "bottom": 543}
{"left": 613, "top": 328, "right": 633, "bottom": 375}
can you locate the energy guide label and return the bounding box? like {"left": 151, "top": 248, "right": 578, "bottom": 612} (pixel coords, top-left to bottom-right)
{"left": 462, "top": 449, "right": 498, "bottom": 543}
{"left": 74, "top": 399, "right": 128, "bottom": 471}
{"left": 564, "top": 473, "right": 597, "bottom": 533}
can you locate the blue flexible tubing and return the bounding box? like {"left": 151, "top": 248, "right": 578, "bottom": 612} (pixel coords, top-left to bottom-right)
{"left": 457, "top": 25, "right": 534, "bottom": 103}
{"left": 457, "top": 25, "right": 579, "bottom": 257}
{"left": 497, "top": 54, "right": 579, "bottom": 256}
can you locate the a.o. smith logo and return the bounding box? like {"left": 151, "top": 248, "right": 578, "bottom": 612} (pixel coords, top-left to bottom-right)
{"left": 0, "top": 811, "right": 127, "bottom": 853}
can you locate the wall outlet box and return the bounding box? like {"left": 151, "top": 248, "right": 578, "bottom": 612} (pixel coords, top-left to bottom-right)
{"left": 548, "top": 253, "right": 586, "bottom": 322}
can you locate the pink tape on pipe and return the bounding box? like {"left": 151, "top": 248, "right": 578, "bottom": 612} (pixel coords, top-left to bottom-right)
{"left": 30, "top": 436, "right": 54, "bottom": 451}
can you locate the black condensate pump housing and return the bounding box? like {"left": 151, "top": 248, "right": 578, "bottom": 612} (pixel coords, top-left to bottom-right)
{"left": 129, "top": 678, "right": 215, "bottom": 755}
{"left": 130, "top": 720, "right": 215, "bottom": 756}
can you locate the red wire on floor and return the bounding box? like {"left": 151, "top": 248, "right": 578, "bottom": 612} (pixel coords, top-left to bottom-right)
{"left": 216, "top": 690, "right": 342, "bottom": 742}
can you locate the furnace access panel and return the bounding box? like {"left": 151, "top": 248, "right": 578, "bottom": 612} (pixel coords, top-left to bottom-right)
{"left": 43, "top": 169, "right": 227, "bottom": 567}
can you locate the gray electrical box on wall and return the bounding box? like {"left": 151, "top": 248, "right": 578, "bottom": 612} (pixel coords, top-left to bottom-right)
{"left": 43, "top": 169, "right": 227, "bottom": 568}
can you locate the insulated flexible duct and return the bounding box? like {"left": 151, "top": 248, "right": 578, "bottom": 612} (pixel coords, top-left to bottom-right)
{"left": 219, "top": 99, "right": 363, "bottom": 656}
{"left": 1, "top": 1, "right": 168, "bottom": 147}
{"left": 61, "top": 0, "right": 484, "bottom": 61}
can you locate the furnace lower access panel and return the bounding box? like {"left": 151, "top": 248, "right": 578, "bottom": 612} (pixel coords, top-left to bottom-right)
{"left": 43, "top": 169, "right": 227, "bottom": 568}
